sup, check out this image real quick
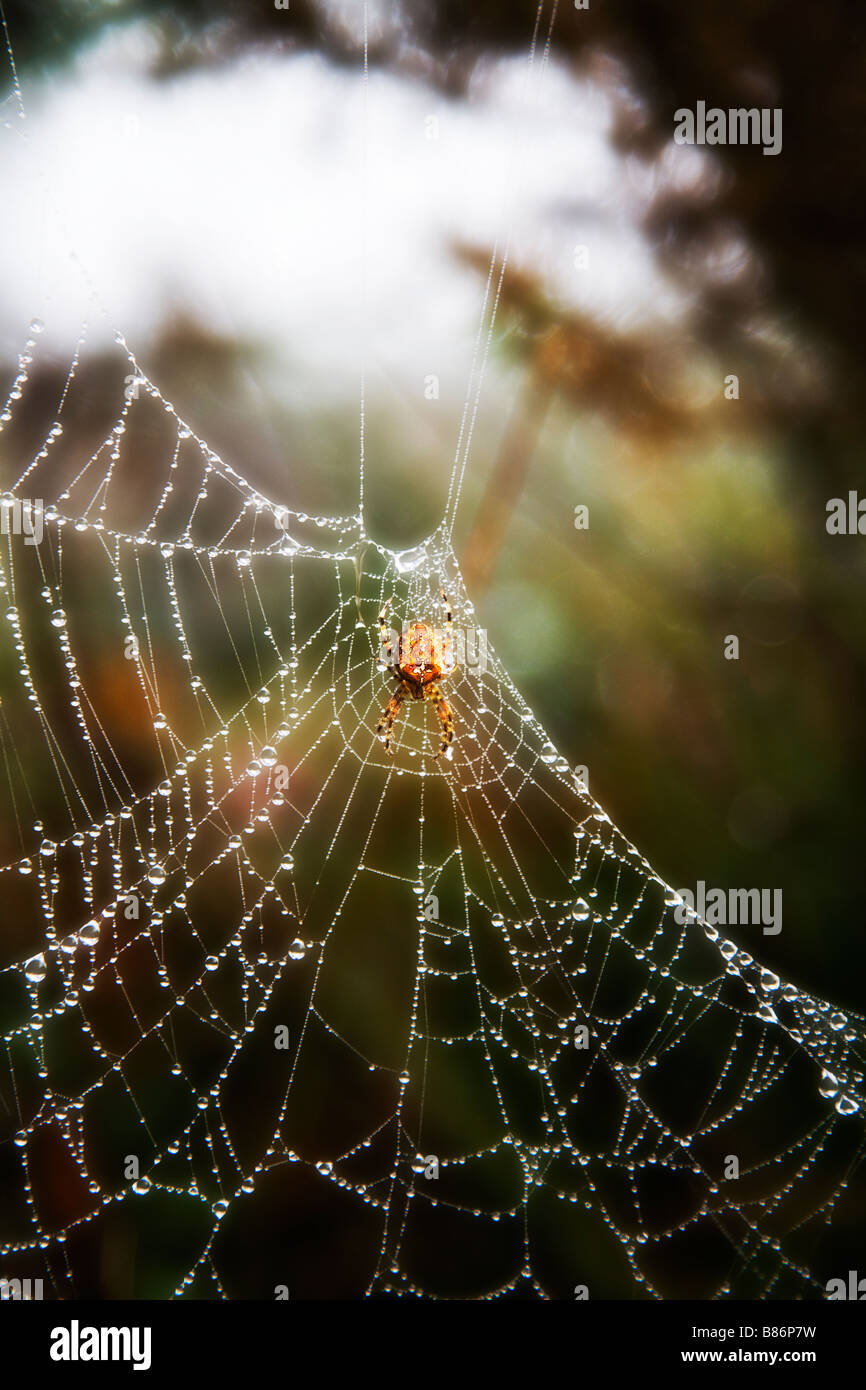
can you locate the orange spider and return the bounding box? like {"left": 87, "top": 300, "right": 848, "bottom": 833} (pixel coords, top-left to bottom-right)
{"left": 376, "top": 591, "right": 457, "bottom": 758}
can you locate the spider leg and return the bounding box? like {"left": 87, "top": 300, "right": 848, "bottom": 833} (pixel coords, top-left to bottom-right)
{"left": 377, "top": 685, "right": 406, "bottom": 754}
{"left": 431, "top": 685, "right": 454, "bottom": 758}
{"left": 378, "top": 598, "right": 395, "bottom": 671}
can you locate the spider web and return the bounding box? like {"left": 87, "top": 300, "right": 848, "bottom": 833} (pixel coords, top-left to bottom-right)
{"left": 0, "top": 326, "right": 864, "bottom": 1302}
{"left": 0, "top": 9, "right": 865, "bottom": 1304}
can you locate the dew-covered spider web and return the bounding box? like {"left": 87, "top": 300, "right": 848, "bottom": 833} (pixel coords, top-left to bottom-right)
{"left": 0, "top": 323, "right": 864, "bottom": 1302}
{"left": 1, "top": 4, "right": 865, "bottom": 1304}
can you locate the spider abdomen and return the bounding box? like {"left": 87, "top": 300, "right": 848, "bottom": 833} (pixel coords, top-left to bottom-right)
{"left": 398, "top": 622, "right": 447, "bottom": 685}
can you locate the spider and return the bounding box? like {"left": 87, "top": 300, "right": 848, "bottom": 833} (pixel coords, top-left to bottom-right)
{"left": 376, "top": 590, "right": 457, "bottom": 758}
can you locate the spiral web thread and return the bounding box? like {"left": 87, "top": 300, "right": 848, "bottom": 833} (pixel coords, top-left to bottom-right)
{"left": 0, "top": 325, "right": 863, "bottom": 1301}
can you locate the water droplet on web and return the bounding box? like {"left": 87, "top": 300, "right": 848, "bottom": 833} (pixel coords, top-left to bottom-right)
{"left": 829, "top": 1012, "right": 847, "bottom": 1031}
{"left": 394, "top": 546, "right": 426, "bottom": 574}
{"left": 132, "top": 1177, "right": 151, "bottom": 1195}
{"left": 572, "top": 899, "right": 590, "bottom": 921}
{"left": 540, "top": 743, "right": 557, "bottom": 764}
{"left": 30, "top": 318, "right": 44, "bottom": 334}
{"left": 760, "top": 968, "right": 780, "bottom": 992}
{"left": 316, "top": 1161, "right": 333, "bottom": 1176}
{"left": 247, "top": 760, "right": 262, "bottom": 778}
{"left": 205, "top": 956, "right": 219, "bottom": 972}
{"left": 79, "top": 920, "right": 100, "bottom": 948}
{"left": 288, "top": 938, "right": 305, "bottom": 960}
{"left": 260, "top": 745, "right": 277, "bottom": 767}
{"left": 835, "top": 1095, "right": 860, "bottom": 1116}
{"left": 25, "top": 955, "right": 46, "bottom": 982}
{"left": 147, "top": 865, "right": 166, "bottom": 886}
{"left": 280, "top": 853, "right": 295, "bottom": 872}
{"left": 50, "top": 610, "right": 67, "bottom": 629}
{"left": 818, "top": 1069, "right": 838, "bottom": 1098}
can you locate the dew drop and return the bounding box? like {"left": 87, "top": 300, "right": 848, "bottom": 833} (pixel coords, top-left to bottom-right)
{"left": 79, "top": 920, "right": 100, "bottom": 948}
{"left": 818, "top": 1069, "right": 838, "bottom": 1099}
{"left": 25, "top": 954, "right": 47, "bottom": 982}
{"left": 393, "top": 545, "right": 425, "bottom": 574}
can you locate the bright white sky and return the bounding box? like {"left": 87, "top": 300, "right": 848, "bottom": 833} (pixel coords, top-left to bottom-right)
{"left": 0, "top": 21, "right": 694, "bottom": 403}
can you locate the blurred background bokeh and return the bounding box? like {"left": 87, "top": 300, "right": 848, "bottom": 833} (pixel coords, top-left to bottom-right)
{"left": 1, "top": 0, "right": 866, "bottom": 1296}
